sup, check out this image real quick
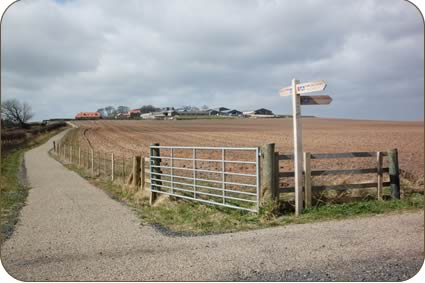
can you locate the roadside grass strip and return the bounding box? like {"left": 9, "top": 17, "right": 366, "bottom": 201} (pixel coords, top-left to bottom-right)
{"left": 58, "top": 161, "right": 423, "bottom": 235}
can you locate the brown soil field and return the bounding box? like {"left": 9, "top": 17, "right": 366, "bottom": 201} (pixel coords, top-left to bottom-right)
{"left": 73, "top": 118, "right": 424, "bottom": 182}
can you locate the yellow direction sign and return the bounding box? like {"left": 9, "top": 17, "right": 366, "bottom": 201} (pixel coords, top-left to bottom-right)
{"left": 279, "top": 80, "right": 327, "bottom": 96}
{"left": 300, "top": 95, "right": 332, "bottom": 105}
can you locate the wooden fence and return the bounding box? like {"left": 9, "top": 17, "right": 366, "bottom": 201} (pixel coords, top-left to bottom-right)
{"left": 53, "top": 139, "right": 401, "bottom": 213}
{"left": 261, "top": 143, "right": 400, "bottom": 209}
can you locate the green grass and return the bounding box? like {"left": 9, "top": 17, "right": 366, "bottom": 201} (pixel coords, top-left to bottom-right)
{"left": 56, "top": 161, "right": 424, "bottom": 234}
{"left": 0, "top": 128, "right": 67, "bottom": 244}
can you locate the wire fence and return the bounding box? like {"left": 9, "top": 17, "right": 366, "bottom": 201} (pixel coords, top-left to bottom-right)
{"left": 53, "top": 141, "right": 138, "bottom": 185}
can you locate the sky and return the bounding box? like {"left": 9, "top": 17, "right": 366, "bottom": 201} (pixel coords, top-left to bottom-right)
{"left": 1, "top": 0, "right": 424, "bottom": 121}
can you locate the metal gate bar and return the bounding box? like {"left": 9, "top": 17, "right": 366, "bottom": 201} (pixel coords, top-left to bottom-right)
{"left": 150, "top": 145, "right": 260, "bottom": 212}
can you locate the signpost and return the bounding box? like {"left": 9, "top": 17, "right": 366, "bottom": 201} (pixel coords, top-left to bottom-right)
{"left": 279, "top": 79, "right": 331, "bottom": 216}
{"left": 300, "top": 95, "right": 332, "bottom": 105}
{"left": 279, "top": 80, "right": 326, "bottom": 96}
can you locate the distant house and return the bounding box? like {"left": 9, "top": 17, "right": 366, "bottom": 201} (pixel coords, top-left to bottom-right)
{"left": 115, "top": 112, "right": 130, "bottom": 119}
{"left": 221, "top": 109, "right": 242, "bottom": 116}
{"left": 207, "top": 109, "right": 219, "bottom": 115}
{"left": 129, "top": 109, "right": 142, "bottom": 118}
{"left": 243, "top": 108, "right": 274, "bottom": 117}
{"left": 213, "top": 107, "right": 230, "bottom": 113}
{"left": 75, "top": 112, "right": 101, "bottom": 120}
{"left": 140, "top": 112, "right": 166, "bottom": 120}
{"left": 177, "top": 110, "right": 209, "bottom": 116}
{"left": 161, "top": 107, "right": 177, "bottom": 117}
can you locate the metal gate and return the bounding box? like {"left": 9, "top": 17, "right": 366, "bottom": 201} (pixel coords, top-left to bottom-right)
{"left": 149, "top": 145, "right": 260, "bottom": 212}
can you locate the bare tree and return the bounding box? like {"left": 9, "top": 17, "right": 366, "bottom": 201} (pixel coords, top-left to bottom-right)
{"left": 1, "top": 99, "right": 34, "bottom": 128}
{"left": 140, "top": 105, "right": 159, "bottom": 114}
{"left": 104, "top": 106, "right": 116, "bottom": 117}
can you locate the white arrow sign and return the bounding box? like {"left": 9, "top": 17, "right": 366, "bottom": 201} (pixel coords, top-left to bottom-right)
{"left": 279, "top": 80, "right": 327, "bottom": 96}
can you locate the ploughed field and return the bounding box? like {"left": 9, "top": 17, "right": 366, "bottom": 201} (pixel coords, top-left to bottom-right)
{"left": 73, "top": 118, "right": 424, "bottom": 183}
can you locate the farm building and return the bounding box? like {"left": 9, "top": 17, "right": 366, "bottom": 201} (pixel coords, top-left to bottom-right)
{"left": 75, "top": 112, "right": 101, "bottom": 120}
{"left": 176, "top": 109, "right": 219, "bottom": 116}
{"left": 140, "top": 112, "right": 166, "bottom": 120}
{"left": 212, "top": 107, "right": 230, "bottom": 113}
{"left": 161, "top": 107, "right": 177, "bottom": 117}
{"left": 129, "top": 109, "right": 142, "bottom": 118}
{"left": 221, "top": 109, "right": 242, "bottom": 116}
{"left": 115, "top": 112, "right": 130, "bottom": 119}
{"left": 243, "top": 108, "right": 275, "bottom": 117}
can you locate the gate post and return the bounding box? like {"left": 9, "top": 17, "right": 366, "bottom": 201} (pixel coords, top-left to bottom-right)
{"left": 388, "top": 149, "right": 400, "bottom": 199}
{"left": 261, "top": 143, "right": 276, "bottom": 203}
{"left": 150, "top": 143, "right": 161, "bottom": 205}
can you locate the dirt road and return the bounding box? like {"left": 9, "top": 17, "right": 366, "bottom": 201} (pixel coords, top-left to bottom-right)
{"left": 1, "top": 131, "right": 423, "bottom": 281}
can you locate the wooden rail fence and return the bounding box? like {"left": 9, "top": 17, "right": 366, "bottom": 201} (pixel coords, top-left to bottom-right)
{"left": 54, "top": 139, "right": 401, "bottom": 213}
{"left": 261, "top": 144, "right": 400, "bottom": 209}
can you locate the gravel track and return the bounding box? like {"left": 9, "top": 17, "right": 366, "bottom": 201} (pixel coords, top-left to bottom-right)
{"left": 1, "top": 130, "right": 424, "bottom": 281}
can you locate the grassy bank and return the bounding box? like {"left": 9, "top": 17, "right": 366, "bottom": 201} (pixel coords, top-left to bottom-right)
{"left": 58, "top": 161, "right": 423, "bottom": 235}
{"left": 0, "top": 128, "right": 66, "bottom": 244}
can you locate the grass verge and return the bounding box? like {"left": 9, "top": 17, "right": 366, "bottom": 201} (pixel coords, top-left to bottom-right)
{"left": 57, "top": 161, "right": 423, "bottom": 235}
{"left": 0, "top": 127, "right": 67, "bottom": 244}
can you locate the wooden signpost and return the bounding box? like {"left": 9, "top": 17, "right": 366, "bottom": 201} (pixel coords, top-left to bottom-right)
{"left": 279, "top": 79, "right": 332, "bottom": 215}
{"left": 300, "top": 95, "right": 332, "bottom": 105}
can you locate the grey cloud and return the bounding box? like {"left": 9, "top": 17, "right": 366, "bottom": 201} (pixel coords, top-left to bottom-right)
{"left": 1, "top": 0, "right": 423, "bottom": 121}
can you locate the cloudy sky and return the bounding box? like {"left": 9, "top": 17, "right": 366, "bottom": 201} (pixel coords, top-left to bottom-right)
{"left": 1, "top": 0, "right": 424, "bottom": 121}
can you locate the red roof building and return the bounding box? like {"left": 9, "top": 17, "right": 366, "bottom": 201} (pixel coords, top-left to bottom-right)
{"left": 75, "top": 112, "right": 101, "bottom": 120}
{"left": 129, "top": 109, "right": 142, "bottom": 117}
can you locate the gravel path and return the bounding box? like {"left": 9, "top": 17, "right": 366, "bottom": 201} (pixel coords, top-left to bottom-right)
{"left": 1, "top": 131, "right": 424, "bottom": 281}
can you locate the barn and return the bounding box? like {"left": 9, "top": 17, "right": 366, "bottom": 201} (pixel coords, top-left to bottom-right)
{"left": 243, "top": 108, "right": 274, "bottom": 117}
{"left": 75, "top": 112, "right": 101, "bottom": 120}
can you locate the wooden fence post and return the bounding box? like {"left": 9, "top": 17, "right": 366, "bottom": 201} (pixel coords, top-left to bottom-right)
{"left": 150, "top": 143, "right": 161, "bottom": 205}
{"left": 111, "top": 153, "right": 115, "bottom": 181}
{"left": 377, "top": 151, "right": 383, "bottom": 200}
{"left": 273, "top": 152, "right": 280, "bottom": 201}
{"left": 122, "top": 157, "right": 126, "bottom": 181}
{"left": 131, "top": 156, "right": 141, "bottom": 187}
{"left": 260, "top": 143, "right": 276, "bottom": 202}
{"left": 97, "top": 151, "right": 100, "bottom": 175}
{"left": 141, "top": 157, "right": 145, "bottom": 190}
{"left": 53, "top": 141, "right": 56, "bottom": 153}
{"left": 388, "top": 149, "right": 400, "bottom": 199}
{"left": 303, "top": 152, "right": 312, "bottom": 208}
{"left": 91, "top": 149, "right": 94, "bottom": 176}
{"left": 70, "top": 145, "right": 73, "bottom": 163}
